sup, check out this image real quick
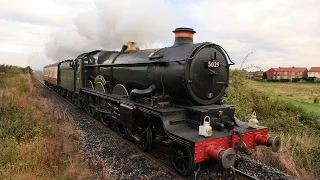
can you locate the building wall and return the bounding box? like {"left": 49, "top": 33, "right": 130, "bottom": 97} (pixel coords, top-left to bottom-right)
{"left": 254, "top": 71, "right": 264, "bottom": 77}
{"left": 308, "top": 72, "right": 320, "bottom": 78}
{"left": 267, "top": 69, "right": 308, "bottom": 80}
{"left": 266, "top": 69, "right": 275, "bottom": 79}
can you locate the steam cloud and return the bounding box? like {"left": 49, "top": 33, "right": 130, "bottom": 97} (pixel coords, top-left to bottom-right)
{"left": 45, "top": 0, "right": 177, "bottom": 61}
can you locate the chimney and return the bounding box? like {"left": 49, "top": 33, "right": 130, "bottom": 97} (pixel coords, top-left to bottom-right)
{"left": 172, "top": 27, "right": 196, "bottom": 47}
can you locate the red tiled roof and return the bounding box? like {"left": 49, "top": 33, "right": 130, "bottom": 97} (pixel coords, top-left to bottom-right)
{"left": 270, "top": 67, "right": 307, "bottom": 72}
{"left": 309, "top": 67, "right": 320, "bottom": 72}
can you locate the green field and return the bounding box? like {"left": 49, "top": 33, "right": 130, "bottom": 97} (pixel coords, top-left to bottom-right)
{"left": 248, "top": 81, "right": 320, "bottom": 119}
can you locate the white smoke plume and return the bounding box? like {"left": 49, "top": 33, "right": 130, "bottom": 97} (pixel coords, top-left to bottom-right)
{"left": 45, "top": 0, "right": 177, "bottom": 61}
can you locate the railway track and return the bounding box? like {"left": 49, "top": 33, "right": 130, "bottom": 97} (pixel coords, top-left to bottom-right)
{"left": 234, "top": 168, "right": 259, "bottom": 180}
{"left": 34, "top": 74, "right": 261, "bottom": 180}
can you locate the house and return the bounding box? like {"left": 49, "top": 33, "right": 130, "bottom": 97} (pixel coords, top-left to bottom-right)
{"left": 253, "top": 70, "right": 264, "bottom": 77}
{"left": 308, "top": 67, "right": 320, "bottom": 78}
{"left": 266, "top": 67, "right": 308, "bottom": 80}
{"left": 242, "top": 70, "right": 263, "bottom": 78}
{"left": 245, "top": 71, "right": 254, "bottom": 78}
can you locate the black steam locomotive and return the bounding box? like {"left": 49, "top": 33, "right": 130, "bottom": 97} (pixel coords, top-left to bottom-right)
{"left": 43, "top": 28, "right": 281, "bottom": 176}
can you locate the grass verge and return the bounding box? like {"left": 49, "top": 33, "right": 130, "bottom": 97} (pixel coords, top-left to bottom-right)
{"left": 225, "top": 70, "right": 320, "bottom": 179}
{"left": 0, "top": 72, "right": 93, "bottom": 179}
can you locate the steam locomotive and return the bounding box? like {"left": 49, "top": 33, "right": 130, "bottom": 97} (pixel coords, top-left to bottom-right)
{"left": 43, "top": 28, "right": 281, "bottom": 176}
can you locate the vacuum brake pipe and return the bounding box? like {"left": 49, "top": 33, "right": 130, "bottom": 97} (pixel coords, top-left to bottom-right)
{"left": 255, "top": 135, "right": 281, "bottom": 152}
{"left": 205, "top": 130, "right": 243, "bottom": 168}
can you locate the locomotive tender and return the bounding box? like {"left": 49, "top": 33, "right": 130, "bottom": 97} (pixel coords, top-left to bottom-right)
{"left": 43, "top": 28, "right": 281, "bottom": 176}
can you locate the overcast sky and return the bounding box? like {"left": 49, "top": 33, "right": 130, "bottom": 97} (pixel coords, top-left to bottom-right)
{"left": 0, "top": 0, "right": 319, "bottom": 71}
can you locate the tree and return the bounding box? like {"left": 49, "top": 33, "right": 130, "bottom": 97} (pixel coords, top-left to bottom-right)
{"left": 7, "top": 66, "right": 22, "bottom": 74}
{"left": 262, "top": 72, "right": 267, "bottom": 79}
{"left": 0, "top": 64, "right": 6, "bottom": 72}
{"left": 22, "top": 66, "right": 32, "bottom": 74}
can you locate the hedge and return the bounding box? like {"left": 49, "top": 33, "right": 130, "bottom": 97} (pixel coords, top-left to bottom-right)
{"left": 279, "top": 79, "right": 290, "bottom": 82}
{"left": 306, "top": 77, "right": 316, "bottom": 83}
{"left": 267, "top": 79, "right": 280, "bottom": 82}
{"left": 253, "top": 77, "right": 263, "bottom": 82}
{"left": 267, "top": 77, "right": 318, "bottom": 83}
{"left": 292, "top": 78, "right": 301, "bottom": 82}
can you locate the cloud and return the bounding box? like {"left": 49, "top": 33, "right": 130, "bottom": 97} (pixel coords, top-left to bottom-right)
{"left": 1, "top": 0, "right": 319, "bottom": 72}
{"left": 0, "top": 18, "right": 58, "bottom": 69}
{"left": 28, "top": 52, "right": 53, "bottom": 70}
{"left": 0, "top": 52, "right": 29, "bottom": 67}
{"left": 0, "top": 0, "right": 91, "bottom": 68}
{"left": 183, "top": 0, "right": 320, "bottom": 70}
{"left": 0, "top": 19, "right": 55, "bottom": 47}
{"left": 0, "top": 0, "right": 92, "bottom": 26}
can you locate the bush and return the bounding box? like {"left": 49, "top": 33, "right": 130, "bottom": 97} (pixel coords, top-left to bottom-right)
{"left": 280, "top": 79, "right": 290, "bottom": 82}
{"left": 292, "top": 78, "right": 301, "bottom": 82}
{"left": 267, "top": 79, "right": 280, "bottom": 82}
{"left": 315, "top": 78, "right": 320, "bottom": 83}
{"left": 0, "top": 64, "right": 31, "bottom": 74}
{"left": 253, "top": 77, "right": 263, "bottom": 82}
{"left": 263, "top": 72, "right": 267, "bottom": 79}
{"left": 0, "top": 65, "right": 7, "bottom": 72}
{"left": 306, "top": 77, "right": 316, "bottom": 83}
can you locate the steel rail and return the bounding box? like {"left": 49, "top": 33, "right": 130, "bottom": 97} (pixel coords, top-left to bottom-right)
{"left": 234, "top": 168, "right": 260, "bottom": 180}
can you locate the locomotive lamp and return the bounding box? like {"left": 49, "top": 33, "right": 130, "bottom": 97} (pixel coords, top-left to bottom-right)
{"left": 248, "top": 112, "right": 259, "bottom": 128}
{"left": 199, "top": 116, "right": 213, "bottom": 137}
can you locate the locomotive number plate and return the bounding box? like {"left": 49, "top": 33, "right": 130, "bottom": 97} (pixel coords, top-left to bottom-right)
{"left": 206, "top": 60, "right": 220, "bottom": 68}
